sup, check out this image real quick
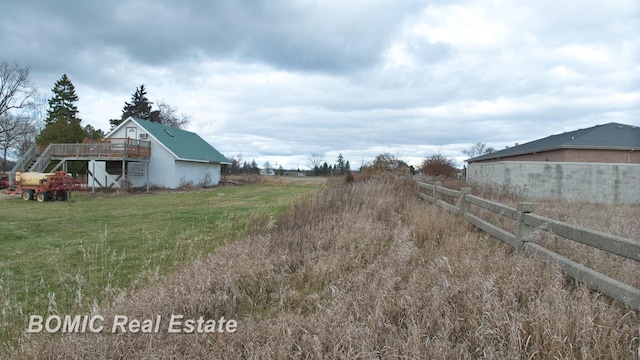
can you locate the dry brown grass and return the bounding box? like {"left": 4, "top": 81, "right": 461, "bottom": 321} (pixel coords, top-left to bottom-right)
{"left": 225, "top": 174, "right": 328, "bottom": 186}
{"left": 530, "top": 200, "right": 640, "bottom": 289}
{"left": 427, "top": 176, "right": 640, "bottom": 289}
{"left": 13, "top": 175, "right": 639, "bottom": 359}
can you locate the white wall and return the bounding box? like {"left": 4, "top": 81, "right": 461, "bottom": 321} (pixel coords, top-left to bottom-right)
{"left": 174, "top": 161, "right": 221, "bottom": 187}
{"left": 145, "top": 144, "right": 176, "bottom": 188}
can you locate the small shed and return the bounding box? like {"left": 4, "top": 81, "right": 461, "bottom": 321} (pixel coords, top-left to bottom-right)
{"left": 89, "top": 117, "right": 230, "bottom": 189}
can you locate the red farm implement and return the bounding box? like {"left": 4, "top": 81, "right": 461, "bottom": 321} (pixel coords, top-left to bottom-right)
{"left": 6, "top": 171, "right": 85, "bottom": 202}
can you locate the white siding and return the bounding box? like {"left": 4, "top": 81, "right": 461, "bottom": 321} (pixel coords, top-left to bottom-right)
{"left": 88, "top": 161, "right": 118, "bottom": 188}
{"left": 146, "top": 144, "right": 176, "bottom": 188}
{"left": 109, "top": 123, "right": 136, "bottom": 139}
{"left": 174, "top": 161, "right": 221, "bottom": 187}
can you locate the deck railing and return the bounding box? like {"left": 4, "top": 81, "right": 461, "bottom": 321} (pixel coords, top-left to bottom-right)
{"left": 50, "top": 138, "right": 151, "bottom": 159}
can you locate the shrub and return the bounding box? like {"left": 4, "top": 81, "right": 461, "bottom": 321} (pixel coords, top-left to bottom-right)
{"left": 421, "top": 153, "right": 458, "bottom": 178}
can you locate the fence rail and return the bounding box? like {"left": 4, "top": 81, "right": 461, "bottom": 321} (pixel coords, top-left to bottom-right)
{"left": 417, "top": 181, "right": 640, "bottom": 311}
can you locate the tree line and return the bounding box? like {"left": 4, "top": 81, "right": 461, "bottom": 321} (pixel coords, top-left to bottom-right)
{"left": 2, "top": 61, "right": 497, "bottom": 176}
{"left": 225, "top": 148, "right": 497, "bottom": 179}
{"left": 0, "top": 62, "right": 190, "bottom": 171}
{"left": 308, "top": 153, "right": 351, "bottom": 175}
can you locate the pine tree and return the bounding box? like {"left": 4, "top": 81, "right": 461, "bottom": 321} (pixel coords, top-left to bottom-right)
{"left": 37, "top": 74, "right": 85, "bottom": 145}
{"left": 45, "top": 74, "right": 78, "bottom": 125}
{"left": 336, "top": 153, "right": 345, "bottom": 175}
{"left": 250, "top": 159, "right": 259, "bottom": 174}
{"left": 110, "top": 84, "right": 154, "bottom": 128}
{"left": 84, "top": 124, "right": 105, "bottom": 140}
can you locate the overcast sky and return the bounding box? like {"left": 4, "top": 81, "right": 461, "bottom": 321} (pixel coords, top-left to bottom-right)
{"left": 2, "top": 0, "right": 639, "bottom": 170}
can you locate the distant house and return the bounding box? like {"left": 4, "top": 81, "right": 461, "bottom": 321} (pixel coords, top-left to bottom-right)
{"left": 466, "top": 123, "right": 640, "bottom": 204}
{"left": 90, "top": 117, "right": 230, "bottom": 189}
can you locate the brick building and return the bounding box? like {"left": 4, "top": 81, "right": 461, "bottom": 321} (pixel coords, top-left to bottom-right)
{"left": 465, "top": 123, "right": 640, "bottom": 204}
{"left": 467, "top": 122, "right": 640, "bottom": 164}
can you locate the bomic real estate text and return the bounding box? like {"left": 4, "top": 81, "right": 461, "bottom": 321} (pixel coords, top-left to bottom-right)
{"left": 27, "top": 314, "right": 238, "bottom": 334}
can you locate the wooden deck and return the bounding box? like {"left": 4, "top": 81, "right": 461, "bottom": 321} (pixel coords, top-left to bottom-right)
{"left": 47, "top": 138, "right": 151, "bottom": 160}
{"left": 8, "top": 139, "right": 151, "bottom": 186}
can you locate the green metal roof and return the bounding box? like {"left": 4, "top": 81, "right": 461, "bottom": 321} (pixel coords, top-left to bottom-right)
{"left": 131, "top": 118, "right": 231, "bottom": 164}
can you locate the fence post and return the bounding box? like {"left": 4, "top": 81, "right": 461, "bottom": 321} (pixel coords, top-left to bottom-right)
{"left": 433, "top": 181, "right": 442, "bottom": 204}
{"left": 516, "top": 203, "right": 535, "bottom": 253}
{"left": 458, "top": 187, "right": 471, "bottom": 214}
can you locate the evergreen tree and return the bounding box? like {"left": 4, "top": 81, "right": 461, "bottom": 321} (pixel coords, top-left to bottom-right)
{"left": 84, "top": 124, "right": 105, "bottom": 140}
{"left": 250, "top": 159, "right": 259, "bottom": 174}
{"left": 44, "top": 74, "right": 78, "bottom": 125}
{"left": 37, "top": 74, "right": 85, "bottom": 145}
{"left": 123, "top": 84, "right": 153, "bottom": 121}
{"left": 110, "top": 84, "right": 153, "bottom": 128}
{"left": 336, "top": 153, "right": 345, "bottom": 175}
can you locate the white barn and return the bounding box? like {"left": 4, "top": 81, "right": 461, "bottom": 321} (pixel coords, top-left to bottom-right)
{"left": 89, "top": 117, "right": 230, "bottom": 189}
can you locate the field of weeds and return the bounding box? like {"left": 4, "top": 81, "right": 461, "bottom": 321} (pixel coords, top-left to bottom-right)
{"left": 12, "top": 175, "right": 640, "bottom": 359}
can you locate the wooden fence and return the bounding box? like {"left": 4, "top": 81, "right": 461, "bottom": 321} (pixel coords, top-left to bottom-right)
{"left": 417, "top": 181, "right": 640, "bottom": 311}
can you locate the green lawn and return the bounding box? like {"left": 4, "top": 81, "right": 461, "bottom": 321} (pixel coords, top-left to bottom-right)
{"left": 0, "top": 184, "right": 320, "bottom": 348}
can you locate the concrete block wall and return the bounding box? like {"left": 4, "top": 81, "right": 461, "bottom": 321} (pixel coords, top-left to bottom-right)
{"left": 476, "top": 149, "right": 640, "bottom": 164}
{"left": 467, "top": 161, "right": 640, "bottom": 204}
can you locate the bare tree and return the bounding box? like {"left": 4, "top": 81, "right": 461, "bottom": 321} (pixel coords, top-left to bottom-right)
{"left": 152, "top": 99, "right": 190, "bottom": 129}
{"left": 0, "top": 113, "right": 38, "bottom": 170}
{"left": 462, "top": 142, "right": 496, "bottom": 158}
{"left": 0, "top": 63, "right": 40, "bottom": 170}
{"left": 371, "top": 152, "right": 408, "bottom": 173}
{"left": 308, "top": 153, "right": 324, "bottom": 173}
{"left": 0, "top": 62, "right": 38, "bottom": 120}
{"left": 263, "top": 161, "right": 272, "bottom": 175}
{"left": 228, "top": 153, "right": 243, "bottom": 174}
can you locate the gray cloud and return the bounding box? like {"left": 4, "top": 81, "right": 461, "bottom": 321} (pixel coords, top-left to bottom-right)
{"left": 1, "top": 0, "right": 638, "bottom": 169}
{"left": 3, "top": 0, "right": 423, "bottom": 73}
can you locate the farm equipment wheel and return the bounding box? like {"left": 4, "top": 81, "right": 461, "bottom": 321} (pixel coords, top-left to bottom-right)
{"left": 55, "top": 190, "right": 68, "bottom": 201}
{"left": 36, "top": 192, "right": 51, "bottom": 202}
{"left": 21, "top": 190, "right": 34, "bottom": 201}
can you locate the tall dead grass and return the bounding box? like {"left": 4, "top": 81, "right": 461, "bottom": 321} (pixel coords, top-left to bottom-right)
{"left": 13, "top": 175, "right": 639, "bottom": 359}
{"left": 429, "top": 176, "right": 640, "bottom": 289}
